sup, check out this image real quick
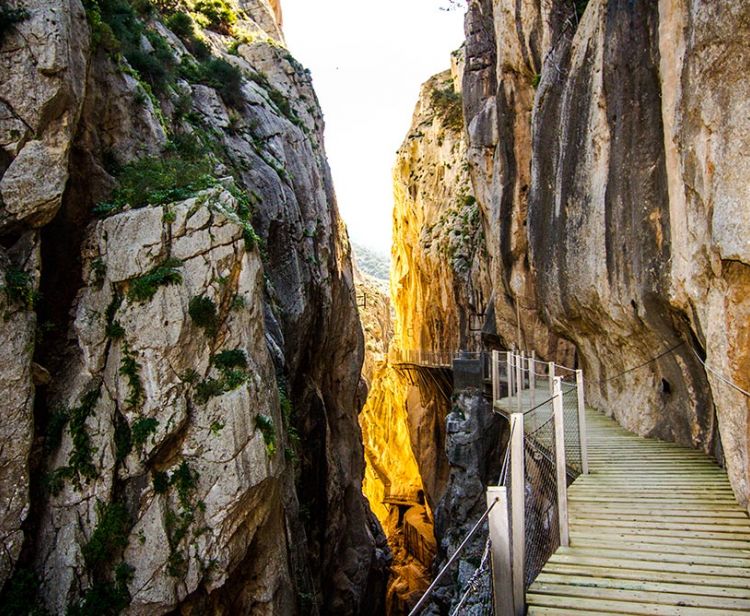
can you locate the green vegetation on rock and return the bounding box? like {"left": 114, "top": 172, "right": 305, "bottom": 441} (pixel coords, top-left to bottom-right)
{"left": 431, "top": 83, "right": 463, "bottom": 132}
{"left": 66, "top": 563, "right": 134, "bottom": 616}
{"left": 131, "top": 416, "right": 158, "bottom": 449}
{"left": 195, "top": 348, "right": 250, "bottom": 403}
{"left": 119, "top": 343, "right": 144, "bottom": 408}
{"left": 128, "top": 258, "right": 183, "bottom": 303}
{"left": 83, "top": 500, "right": 131, "bottom": 568}
{"left": 161, "top": 460, "right": 204, "bottom": 578}
{"left": 0, "top": 5, "right": 29, "bottom": 45}
{"left": 3, "top": 267, "right": 37, "bottom": 309}
{"left": 255, "top": 414, "right": 276, "bottom": 456}
{"left": 193, "top": 0, "right": 237, "bottom": 34}
{"left": 46, "top": 387, "right": 102, "bottom": 495}
{"left": 93, "top": 139, "right": 216, "bottom": 216}
{"left": 188, "top": 294, "right": 219, "bottom": 336}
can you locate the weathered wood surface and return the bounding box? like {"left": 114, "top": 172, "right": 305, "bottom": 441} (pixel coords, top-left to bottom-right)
{"left": 527, "top": 409, "right": 750, "bottom": 615}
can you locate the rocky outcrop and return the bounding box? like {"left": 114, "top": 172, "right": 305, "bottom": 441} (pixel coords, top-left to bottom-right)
{"left": 0, "top": 0, "right": 385, "bottom": 612}
{"left": 0, "top": 232, "right": 40, "bottom": 589}
{"left": 392, "top": 64, "right": 490, "bottom": 356}
{"left": 461, "top": 0, "right": 750, "bottom": 508}
{"left": 462, "top": 0, "right": 574, "bottom": 358}
{"left": 363, "top": 60, "right": 502, "bottom": 614}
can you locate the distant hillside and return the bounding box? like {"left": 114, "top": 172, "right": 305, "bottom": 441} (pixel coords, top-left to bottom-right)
{"left": 352, "top": 242, "right": 390, "bottom": 281}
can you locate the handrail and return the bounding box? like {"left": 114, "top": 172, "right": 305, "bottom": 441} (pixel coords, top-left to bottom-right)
{"left": 485, "top": 350, "right": 589, "bottom": 614}
{"left": 408, "top": 498, "right": 499, "bottom": 616}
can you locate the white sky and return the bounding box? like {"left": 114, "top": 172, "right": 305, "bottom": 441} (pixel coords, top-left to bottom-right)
{"left": 281, "top": 0, "right": 465, "bottom": 253}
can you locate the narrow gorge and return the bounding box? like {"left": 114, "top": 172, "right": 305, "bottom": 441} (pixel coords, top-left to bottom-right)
{"left": 1, "top": 0, "right": 749, "bottom": 615}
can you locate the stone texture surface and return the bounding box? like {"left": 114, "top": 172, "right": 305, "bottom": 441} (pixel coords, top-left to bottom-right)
{"left": 392, "top": 65, "right": 490, "bottom": 357}
{"left": 37, "top": 187, "right": 291, "bottom": 614}
{"left": 0, "top": 0, "right": 89, "bottom": 230}
{"left": 0, "top": 1, "right": 386, "bottom": 613}
{"left": 0, "top": 233, "right": 40, "bottom": 588}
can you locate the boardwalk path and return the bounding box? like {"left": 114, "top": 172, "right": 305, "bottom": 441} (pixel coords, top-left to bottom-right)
{"left": 527, "top": 409, "right": 750, "bottom": 615}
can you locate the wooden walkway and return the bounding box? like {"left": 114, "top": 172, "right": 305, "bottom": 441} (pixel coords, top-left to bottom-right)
{"left": 527, "top": 409, "right": 750, "bottom": 615}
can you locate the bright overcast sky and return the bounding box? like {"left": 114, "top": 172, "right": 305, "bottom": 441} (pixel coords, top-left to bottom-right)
{"left": 281, "top": 0, "right": 466, "bottom": 253}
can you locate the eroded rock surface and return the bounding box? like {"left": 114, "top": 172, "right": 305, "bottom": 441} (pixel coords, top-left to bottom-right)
{"left": 0, "top": 0, "right": 385, "bottom": 612}
{"left": 460, "top": 0, "right": 750, "bottom": 507}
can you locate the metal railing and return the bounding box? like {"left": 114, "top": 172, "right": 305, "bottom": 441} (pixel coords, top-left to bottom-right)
{"left": 389, "top": 348, "right": 455, "bottom": 368}
{"left": 406, "top": 350, "right": 589, "bottom": 616}
{"left": 486, "top": 350, "right": 589, "bottom": 615}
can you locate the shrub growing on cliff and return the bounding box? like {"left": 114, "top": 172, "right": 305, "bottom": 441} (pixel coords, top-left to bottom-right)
{"left": 166, "top": 11, "right": 193, "bottom": 37}
{"left": 211, "top": 349, "right": 247, "bottom": 371}
{"left": 82, "top": 500, "right": 131, "bottom": 568}
{"left": 179, "top": 56, "right": 244, "bottom": 108}
{"left": 131, "top": 416, "right": 158, "bottom": 449}
{"left": 119, "top": 343, "right": 144, "bottom": 408}
{"left": 194, "top": 0, "right": 237, "bottom": 34}
{"left": 430, "top": 84, "right": 463, "bottom": 132}
{"left": 195, "top": 348, "right": 250, "bottom": 403}
{"left": 94, "top": 150, "right": 215, "bottom": 216}
{"left": 188, "top": 294, "right": 219, "bottom": 336}
{"left": 67, "top": 562, "right": 133, "bottom": 616}
{"left": 3, "top": 267, "right": 37, "bottom": 309}
{"left": 0, "top": 4, "right": 29, "bottom": 45}
{"left": 0, "top": 568, "right": 50, "bottom": 616}
{"left": 255, "top": 414, "right": 276, "bottom": 456}
{"left": 128, "top": 258, "right": 183, "bottom": 303}
{"left": 46, "top": 387, "right": 102, "bottom": 495}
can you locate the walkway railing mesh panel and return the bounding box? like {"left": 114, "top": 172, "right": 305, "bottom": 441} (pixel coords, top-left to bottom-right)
{"left": 561, "top": 385, "right": 582, "bottom": 476}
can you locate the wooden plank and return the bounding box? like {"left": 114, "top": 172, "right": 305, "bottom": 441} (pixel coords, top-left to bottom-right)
{"left": 569, "top": 523, "right": 750, "bottom": 540}
{"left": 568, "top": 503, "right": 746, "bottom": 515}
{"left": 570, "top": 517, "right": 750, "bottom": 532}
{"left": 570, "top": 529, "right": 750, "bottom": 549}
{"left": 560, "top": 542, "right": 750, "bottom": 565}
{"left": 548, "top": 552, "right": 750, "bottom": 578}
{"left": 526, "top": 593, "right": 738, "bottom": 615}
{"left": 569, "top": 495, "right": 741, "bottom": 505}
{"left": 543, "top": 562, "right": 750, "bottom": 589}
{"left": 569, "top": 511, "right": 748, "bottom": 521}
{"left": 528, "top": 608, "right": 615, "bottom": 616}
{"left": 529, "top": 582, "right": 750, "bottom": 610}
{"left": 534, "top": 572, "right": 750, "bottom": 599}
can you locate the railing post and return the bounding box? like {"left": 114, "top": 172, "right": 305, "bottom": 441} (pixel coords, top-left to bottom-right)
{"left": 552, "top": 377, "right": 570, "bottom": 547}
{"left": 576, "top": 369, "right": 589, "bottom": 475}
{"left": 548, "top": 361, "right": 555, "bottom": 397}
{"left": 492, "top": 351, "right": 500, "bottom": 405}
{"left": 486, "top": 487, "right": 514, "bottom": 616}
{"left": 510, "top": 411, "right": 525, "bottom": 613}
{"left": 529, "top": 351, "right": 536, "bottom": 407}
{"left": 515, "top": 353, "right": 523, "bottom": 413}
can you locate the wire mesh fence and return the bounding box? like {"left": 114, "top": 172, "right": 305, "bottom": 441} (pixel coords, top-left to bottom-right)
{"left": 561, "top": 384, "right": 582, "bottom": 477}
{"left": 522, "top": 432, "right": 560, "bottom": 588}
{"left": 487, "top": 350, "right": 588, "bottom": 597}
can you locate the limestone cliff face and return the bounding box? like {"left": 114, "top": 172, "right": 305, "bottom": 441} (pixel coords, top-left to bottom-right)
{"left": 392, "top": 64, "right": 490, "bottom": 356}
{"left": 365, "top": 62, "right": 501, "bottom": 614}
{"left": 0, "top": 1, "right": 385, "bottom": 613}
{"left": 462, "top": 0, "right": 750, "bottom": 508}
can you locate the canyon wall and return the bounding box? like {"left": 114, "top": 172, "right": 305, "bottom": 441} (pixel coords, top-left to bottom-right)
{"left": 462, "top": 0, "right": 750, "bottom": 508}
{"left": 368, "top": 62, "right": 502, "bottom": 614}
{"left": 0, "top": 0, "right": 386, "bottom": 613}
